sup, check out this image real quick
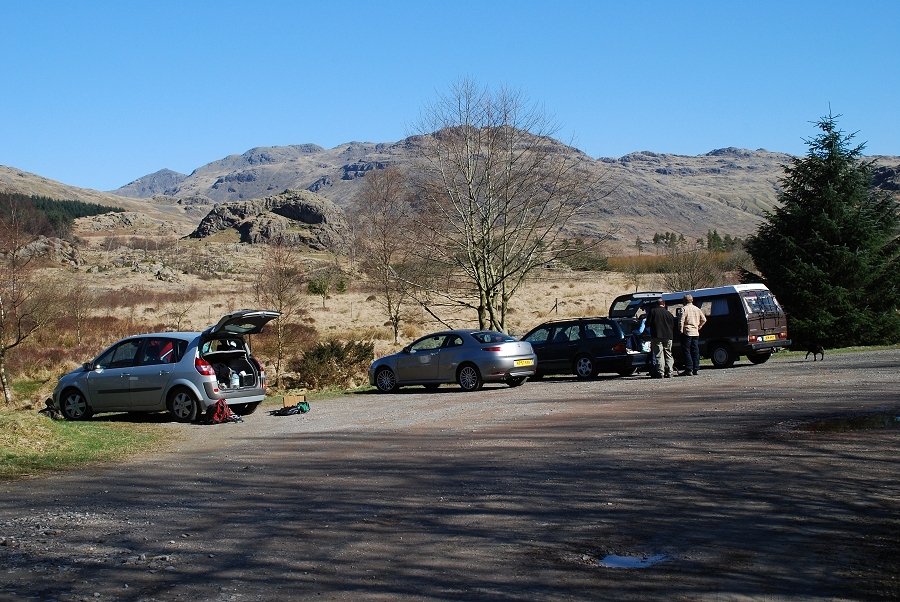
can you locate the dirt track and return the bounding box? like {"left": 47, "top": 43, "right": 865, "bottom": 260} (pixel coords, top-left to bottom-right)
{"left": 1, "top": 349, "right": 898, "bottom": 601}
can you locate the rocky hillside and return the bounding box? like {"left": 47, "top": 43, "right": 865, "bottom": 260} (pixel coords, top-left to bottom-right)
{"left": 4, "top": 135, "right": 897, "bottom": 252}
{"left": 189, "top": 189, "right": 349, "bottom": 250}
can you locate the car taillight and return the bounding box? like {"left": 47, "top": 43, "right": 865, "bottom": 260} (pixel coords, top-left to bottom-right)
{"left": 482, "top": 346, "right": 502, "bottom": 352}
{"left": 195, "top": 357, "right": 216, "bottom": 376}
{"left": 612, "top": 342, "right": 627, "bottom": 353}
{"left": 778, "top": 332, "right": 788, "bottom": 340}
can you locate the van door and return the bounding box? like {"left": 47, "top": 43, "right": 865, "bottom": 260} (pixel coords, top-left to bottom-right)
{"left": 740, "top": 289, "right": 787, "bottom": 345}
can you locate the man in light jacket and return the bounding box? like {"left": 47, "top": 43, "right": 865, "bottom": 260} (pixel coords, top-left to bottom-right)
{"left": 679, "top": 294, "right": 707, "bottom": 376}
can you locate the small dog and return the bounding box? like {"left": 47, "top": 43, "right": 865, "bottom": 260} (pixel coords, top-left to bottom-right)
{"left": 804, "top": 343, "right": 825, "bottom": 361}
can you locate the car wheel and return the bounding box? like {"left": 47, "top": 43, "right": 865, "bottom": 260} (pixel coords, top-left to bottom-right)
{"left": 746, "top": 350, "right": 772, "bottom": 365}
{"left": 574, "top": 355, "right": 596, "bottom": 379}
{"left": 617, "top": 367, "right": 637, "bottom": 377}
{"left": 709, "top": 343, "right": 735, "bottom": 369}
{"left": 375, "top": 367, "right": 398, "bottom": 393}
{"left": 505, "top": 376, "right": 527, "bottom": 387}
{"left": 167, "top": 388, "right": 199, "bottom": 423}
{"left": 60, "top": 389, "right": 93, "bottom": 421}
{"left": 233, "top": 402, "right": 260, "bottom": 416}
{"left": 457, "top": 364, "right": 483, "bottom": 391}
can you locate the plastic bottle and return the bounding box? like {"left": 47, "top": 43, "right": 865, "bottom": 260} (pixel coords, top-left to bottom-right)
{"left": 230, "top": 371, "right": 240, "bottom": 389}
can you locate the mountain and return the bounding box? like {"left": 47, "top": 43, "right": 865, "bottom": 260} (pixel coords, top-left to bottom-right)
{"left": 4, "top": 135, "right": 898, "bottom": 250}
{"left": 111, "top": 138, "right": 797, "bottom": 245}
{"left": 0, "top": 165, "right": 199, "bottom": 234}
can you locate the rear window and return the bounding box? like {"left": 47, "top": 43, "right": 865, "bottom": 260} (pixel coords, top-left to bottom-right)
{"left": 741, "top": 290, "right": 781, "bottom": 314}
{"left": 470, "top": 331, "right": 516, "bottom": 344}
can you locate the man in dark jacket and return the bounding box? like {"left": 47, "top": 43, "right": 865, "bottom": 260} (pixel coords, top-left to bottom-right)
{"left": 646, "top": 298, "right": 675, "bottom": 378}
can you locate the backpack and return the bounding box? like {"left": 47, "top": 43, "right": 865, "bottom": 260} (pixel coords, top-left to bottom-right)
{"left": 269, "top": 401, "right": 310, "bottom": 416}
{"left": 207, "top": 398, "right": 242, "bottom": 424}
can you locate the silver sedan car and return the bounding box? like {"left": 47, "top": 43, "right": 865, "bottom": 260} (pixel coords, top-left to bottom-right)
{"left": 369, "top": 329, "right": 537, "bottom": 392}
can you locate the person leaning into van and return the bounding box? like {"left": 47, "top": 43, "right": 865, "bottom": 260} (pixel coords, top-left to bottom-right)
{"left": 646, "top": 298, "right": 675, "bottom": 378}
{"left": 679, "top": 294, "right": 707, "bottom": 376}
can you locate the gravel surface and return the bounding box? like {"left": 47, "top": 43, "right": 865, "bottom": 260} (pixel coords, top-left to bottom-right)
{"left": 1, "top": 349, "right": 898, "bottom": 601}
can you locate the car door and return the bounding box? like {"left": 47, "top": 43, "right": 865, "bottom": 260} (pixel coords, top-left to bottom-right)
{"left": 85, "top": 339, "right": 142, "bottom": 411}
{"left": 545, "top": 324, "right": 580, "bottom": 373}
{"left": 436, "top": 333, "right": 467, "bottom": 381}
{"left": 129, "top": 337, "right": 184, "bottom": 410}
{"left": 395, "top": 334, "right": 447, "bottom": 382}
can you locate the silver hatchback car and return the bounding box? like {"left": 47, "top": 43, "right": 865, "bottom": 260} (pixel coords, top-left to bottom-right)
{"left": 369, "top": 329, "right": 537, "bottom": 392}
{"left": 52, "top": 310, "right": 280, "bottom": 422}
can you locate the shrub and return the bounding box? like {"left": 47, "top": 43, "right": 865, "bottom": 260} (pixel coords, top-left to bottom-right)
{"left": 288, "top": 340, "right": 374, "bottom": 390}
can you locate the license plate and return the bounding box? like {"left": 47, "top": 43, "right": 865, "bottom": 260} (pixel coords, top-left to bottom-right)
{"left": 514, "top": 359, "right": 534, "bottom": 367}
{"left": 763, "top": 334, "right": 777, "bottom": 341}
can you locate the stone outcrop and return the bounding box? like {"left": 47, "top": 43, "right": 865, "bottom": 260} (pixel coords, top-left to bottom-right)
{"left": 189, "top": 189, "right": 349, "bottom": 251}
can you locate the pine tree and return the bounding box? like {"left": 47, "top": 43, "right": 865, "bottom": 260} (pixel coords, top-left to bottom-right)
{"left": 746, "top": 113, "right": 900, "bottom": 345}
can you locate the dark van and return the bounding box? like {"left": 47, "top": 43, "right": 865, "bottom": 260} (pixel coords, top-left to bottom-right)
{"left": 608, "top": 284, "right": 791, "bottom": 368}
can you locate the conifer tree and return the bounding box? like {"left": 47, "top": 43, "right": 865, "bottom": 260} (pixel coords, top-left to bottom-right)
{"left": 746, "top": 114, "right": 900, "bottom": 345}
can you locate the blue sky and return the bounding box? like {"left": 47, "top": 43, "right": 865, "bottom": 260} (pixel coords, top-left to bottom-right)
{"left": 2, "top": 0, "right": 898, "bottom": 191}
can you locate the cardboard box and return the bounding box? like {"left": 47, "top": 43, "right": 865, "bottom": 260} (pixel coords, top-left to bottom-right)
{"left": 282, "top": 394, "right": 306, "bottom": 408}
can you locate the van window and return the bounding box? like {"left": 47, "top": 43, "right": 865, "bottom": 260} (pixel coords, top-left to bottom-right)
{"left": 742, "top": 290, "right": 781, "bottom": 314}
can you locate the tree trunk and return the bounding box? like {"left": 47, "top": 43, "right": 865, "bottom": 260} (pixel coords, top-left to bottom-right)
{"left": 0, "top": 351, "right": 12, "bottom": 406}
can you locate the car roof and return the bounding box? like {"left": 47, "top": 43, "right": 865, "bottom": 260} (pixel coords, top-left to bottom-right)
{"left": 123, "top": 331, "right": 200, "bottom": 341}
{"left": 526, "top": 317, "right": 613, "bottom": 330}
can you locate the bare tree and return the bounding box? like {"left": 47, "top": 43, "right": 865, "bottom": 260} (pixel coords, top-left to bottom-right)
{"left": 663, "top": 247, "right": 720, "bottom": 291}
{"left": 414, "top": 79, "right": 615, "bottom": 331}
{"left": 254, "top": 239, "right": 308, "bottom": 389}
{"left": 351, "top": 167, "right": 419, "bottom": 343}
{"left": 0, "top": 199, "right": 64, "bottom": 405}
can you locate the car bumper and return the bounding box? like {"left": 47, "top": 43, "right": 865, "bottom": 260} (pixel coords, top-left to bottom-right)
{"left": 479, "top": 357, "right": 538, "bottom": 382}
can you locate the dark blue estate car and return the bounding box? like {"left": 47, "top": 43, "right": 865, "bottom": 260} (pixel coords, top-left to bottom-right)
{"left": 521, "top": 317, "right": 651, "bottom": 378}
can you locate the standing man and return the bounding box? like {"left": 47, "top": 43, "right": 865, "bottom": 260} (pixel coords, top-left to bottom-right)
{"left": 679, "top": 294, "right": 707, "bottom": 376}
{"left": 646, "top": 298, "right": 675, "bottom": 378}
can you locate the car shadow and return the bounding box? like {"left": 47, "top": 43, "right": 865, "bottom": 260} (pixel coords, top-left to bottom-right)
{"left": 86, "top": 412, "right": 183, "bottom": 424}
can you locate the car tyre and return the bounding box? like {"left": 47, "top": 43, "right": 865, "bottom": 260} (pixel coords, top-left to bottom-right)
{"left": 574, "top": 355, "right": 596, "bottom": 379}
{"left": 375, "top": 367, "right": 398, "bottom": 393}
{"left": 167, "top": 388, "right": 199, "bottom": 423}
{"left": 709, "top": 343, "right": 736, "bottom": 368}
{"left": 60, "top": 389, "right": 93, "bottom": 421}
{"left": 457, "top": 364, "right": 483, "bottom": 391}
{"left": 746, "top": 350, "right": 772, "bottom": 365}
{"left": 505, "top": 376, "right": 527, "bottom": 387}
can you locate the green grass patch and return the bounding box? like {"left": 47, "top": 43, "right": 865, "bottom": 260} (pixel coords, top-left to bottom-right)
{"left": 0, "top": 411, "right": 169, "bottom": 480}
{"left": 11, "top": 379, "right": 46, "bottom": 399}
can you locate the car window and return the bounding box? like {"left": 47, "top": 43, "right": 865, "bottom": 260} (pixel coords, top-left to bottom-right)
{"left": 140, "top": 337, "right": 186, "bottom": 365}
{"left": 95, "top": 340, "right": 141, "bottom": 369}
{"left": 203, "top": 338, "right": 242, "bottom": 353}
{"left": 555, "top": 325, "right": 580, "bottom": 342}
{"left": 444, "top": 335, "right": 465, "bottom": 348}
{"left": 523, "top": 327, "right": 551, "bottom": 343}
{"left": 410, "top": 335, "right": 447, "bottom": 352}
{"left": 470, "top": 331, "right": 515, "bottom": 344}
{"left": 585, "top": 322, "right": 614, "bottom": 339}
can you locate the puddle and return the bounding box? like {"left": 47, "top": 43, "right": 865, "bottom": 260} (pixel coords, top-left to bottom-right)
{"left": 597, "top": 553, "right": 668, "bottom": 569}
{"left": 804, "top": 412, "right": 900, "bottom": 433}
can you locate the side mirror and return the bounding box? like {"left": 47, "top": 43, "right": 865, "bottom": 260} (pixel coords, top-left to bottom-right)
{"left": 402, "top": 346, "right": 411, "bottom": 354}
{"left": 82, "top": 362, "right": 94, "bottom": 371}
